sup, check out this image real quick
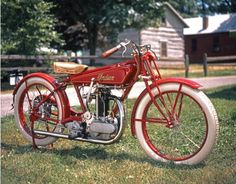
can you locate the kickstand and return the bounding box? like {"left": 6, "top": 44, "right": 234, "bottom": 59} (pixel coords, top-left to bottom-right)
{"left": 30, "top": 120, "right": 54, "bottom": 150}
{"left": 30, "top": 120, "right": 38, "bottom": 149}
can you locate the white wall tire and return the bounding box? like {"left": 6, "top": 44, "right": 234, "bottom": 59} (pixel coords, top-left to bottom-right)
{"left": 135, "top": 83, "right": 219, "bottom": 165}
{"left": 14, "top": 77, "right": 63, "bottom": 146}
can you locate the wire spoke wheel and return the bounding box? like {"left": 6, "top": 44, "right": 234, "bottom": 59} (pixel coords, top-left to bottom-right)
{"left": 135, "top": 83, "right": 219, "bottom": 165}
{"left": 144, "top": 90, "right": 207, "bottom": 161}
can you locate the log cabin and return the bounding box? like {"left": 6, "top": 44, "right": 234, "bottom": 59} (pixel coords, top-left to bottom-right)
{"left": 119, "top": 2, "right": 188, "bottom": 64}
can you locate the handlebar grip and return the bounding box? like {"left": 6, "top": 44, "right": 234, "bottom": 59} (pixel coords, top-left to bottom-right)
{"left": 101, "top": 46, "right": 120, "bottom": 58}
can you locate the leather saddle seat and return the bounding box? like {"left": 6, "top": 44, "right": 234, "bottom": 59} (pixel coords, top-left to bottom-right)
{"left": 53, "top": 62, "right": 88, "bottom": 74}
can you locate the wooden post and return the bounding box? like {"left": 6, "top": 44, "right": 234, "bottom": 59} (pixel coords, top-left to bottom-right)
{"left": 184, "top": 54, "right": 189, "bottom": 78}
{"left": 203, "top": 53, "right": 208, "bottom": 77}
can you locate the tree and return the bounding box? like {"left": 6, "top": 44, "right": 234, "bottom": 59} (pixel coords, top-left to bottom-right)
{"left": 207, "top": 0, "right": 236, "bottom": 14}
{"left": 166, "top": 0, "right": 236, "bottom": 18}
{"left": 50, "top": 0, "right": 162, "bottom": 65}
{"left": 1, "top": 0, "right": 63, "bottom": 55}
{"left": 165, "top": 0, "right": 198, "bottom": 18}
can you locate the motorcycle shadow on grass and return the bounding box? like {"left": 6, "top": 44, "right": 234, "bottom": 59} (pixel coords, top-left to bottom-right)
{"left": 1, "top": 142, "right": 205, "bottom": 170}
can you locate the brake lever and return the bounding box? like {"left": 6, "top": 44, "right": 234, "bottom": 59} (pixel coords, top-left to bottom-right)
{"left": 119, "top": 40, "right": 131, "bottom": 57}
{"left": 121, "top": 45, "right": 127, "bottom": 57}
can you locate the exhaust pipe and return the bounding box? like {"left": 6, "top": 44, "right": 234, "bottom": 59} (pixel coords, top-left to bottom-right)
{"left": 34, "top": 130, "right": 114, "bottom": 144}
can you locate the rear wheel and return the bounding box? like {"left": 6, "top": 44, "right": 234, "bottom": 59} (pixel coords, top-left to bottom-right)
{"left": 14, "top": 77, "right": 63, "bottom": 146}
{"left": 134, "top": 83, "right": 219, "bottom": 165}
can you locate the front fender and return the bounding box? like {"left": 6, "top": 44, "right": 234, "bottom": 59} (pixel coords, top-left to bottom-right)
{"left": 13, "top": 72, "right": 71, "bottom": 119}
{"left": 130, "top": 78, "right": 201, "bottom": 136}
{"left": 156, "top": 78, "right": 201, "bottom": 89}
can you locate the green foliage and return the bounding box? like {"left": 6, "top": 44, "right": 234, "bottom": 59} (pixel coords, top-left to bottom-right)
{"left": 1, "top": 0, "right": 63, "bottom": 55}
{"left": 205, "top": 0, "right": 236, "bottom": 14}
{"left": 165, "top": 0, "right": 199, "bottom": 18}
{"left": 1, "top": 85, "right": 236, "bottom": 183}
{"left": 166, "top": 0, "right": 236, "bottom": 18}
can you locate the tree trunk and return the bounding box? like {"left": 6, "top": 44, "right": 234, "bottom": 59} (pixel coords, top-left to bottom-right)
{"left": 87, "top": 23, "right": 98, "bottom": 66}
{"left": 201, "top": 0, "right": 206, "bottom": 15}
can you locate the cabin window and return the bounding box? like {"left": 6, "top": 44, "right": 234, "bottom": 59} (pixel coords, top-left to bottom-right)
{"left": 160, "top": 42, "right": 167, "bottom": 57}
{"left": 212, "top": 36, "right": 220, "bottom": 52}
{"left": 191, "top": 38, "right": 197, "bottom": 52}
{"left": 161, "top": 17, "right": 166, "bottom": 27}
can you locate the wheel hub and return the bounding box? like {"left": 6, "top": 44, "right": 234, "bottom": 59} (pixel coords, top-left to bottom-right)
{"left": 32, "top": 96, "right": 52, "bottom": 119}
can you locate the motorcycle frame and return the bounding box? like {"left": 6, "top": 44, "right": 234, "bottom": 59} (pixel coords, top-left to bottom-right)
{"left": 13, "top": 48, "right": 201, "bottom": 139}
{"left": 57, "top": 52, "right": 161, "bottom": 124}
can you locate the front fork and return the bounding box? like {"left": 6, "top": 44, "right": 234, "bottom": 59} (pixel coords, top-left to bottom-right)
{"left": 143, "top": 78, "right": 182, "bottom": 128}
{"left": 141, "top": 58, "right": 182, "bottom": 127}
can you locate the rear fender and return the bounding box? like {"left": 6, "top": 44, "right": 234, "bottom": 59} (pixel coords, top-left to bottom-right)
{"left": 13, "top": 73, "right": 71, "bottom": 119}
{"left": 130, "top": 78, "right": 201, "bottom": 136}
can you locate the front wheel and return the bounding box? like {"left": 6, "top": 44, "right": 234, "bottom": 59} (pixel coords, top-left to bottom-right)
{"left": 134, "top": 83, "right": 219, "bottom": 165}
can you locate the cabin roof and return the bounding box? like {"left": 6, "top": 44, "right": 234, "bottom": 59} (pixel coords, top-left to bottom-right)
{"left": 164, "top": 2, "right": 189, "bottom": 28}
{"left": 184, "top": 13, "right": 236, "bottom": 35}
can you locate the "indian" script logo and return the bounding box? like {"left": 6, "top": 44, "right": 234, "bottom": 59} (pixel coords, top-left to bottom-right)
{"left": 97, "top": 73, "right": 115, "bottom": 81}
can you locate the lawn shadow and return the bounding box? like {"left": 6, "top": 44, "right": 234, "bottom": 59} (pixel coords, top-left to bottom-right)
{"left": 1, "top": 142, "right": 33, "bottom": 153}
{"left": 207, "top": 86, "right": 236, "bottom": 100}
{"left": 1, "top": 142, "right": 205, "bottom": 170}
{"left": 52, "top": 145, "right": 206, "bottom": 170}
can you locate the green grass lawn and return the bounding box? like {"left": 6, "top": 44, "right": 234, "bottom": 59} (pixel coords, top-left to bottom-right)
{"left": 160, "top": 65, "right": 236, "bottom": 78}
{"left": 1, "top": 85, "right": 236, "bottom": 184}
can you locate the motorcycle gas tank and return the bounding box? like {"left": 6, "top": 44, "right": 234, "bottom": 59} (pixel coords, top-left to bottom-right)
{"left": 69, "top": 60, "right": 137, "bottom": 85}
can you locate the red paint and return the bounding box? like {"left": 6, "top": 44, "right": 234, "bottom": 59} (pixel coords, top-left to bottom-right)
{"left": 70, "top": 60, "right": 137, "bottom": 85}
{"left": 156, "top": 78, "right": 201, "bottom": 89}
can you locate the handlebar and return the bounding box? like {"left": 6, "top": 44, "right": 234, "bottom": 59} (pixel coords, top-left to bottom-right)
{"left": 101, "top": 40, "right": 153, "bottom": 58}
{"left": 101, "top": 44, "right": 122, "bottom": 58}
{"left": 101, "top": 40, "right": 131, "bottom": 58}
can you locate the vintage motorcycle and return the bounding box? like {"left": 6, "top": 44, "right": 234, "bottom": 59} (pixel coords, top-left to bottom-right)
{"left": 13, "top": 40, "right": 219, "bottom": 165}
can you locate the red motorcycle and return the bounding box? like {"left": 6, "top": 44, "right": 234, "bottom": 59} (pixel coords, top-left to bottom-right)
{"left": 13, "top": 40, "right": 219, "bottom": 165}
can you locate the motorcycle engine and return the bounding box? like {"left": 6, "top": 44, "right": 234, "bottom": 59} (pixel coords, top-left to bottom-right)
{"left": 80, "top": 87, "right": 122, "bottom": 141}
{"left": 88, "top": 117, "right": 118, "bottom": 140}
